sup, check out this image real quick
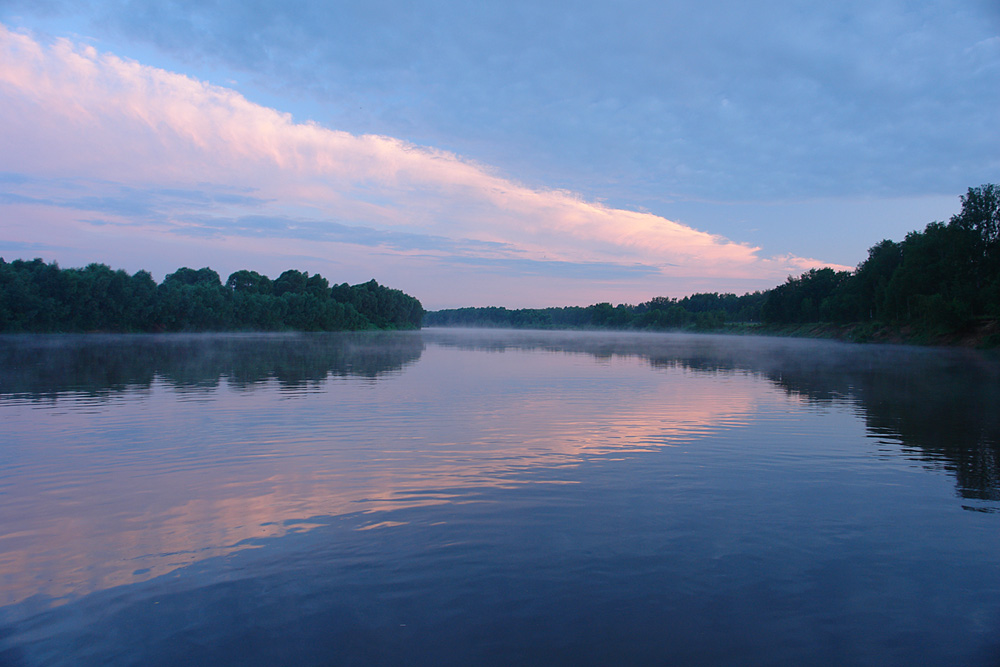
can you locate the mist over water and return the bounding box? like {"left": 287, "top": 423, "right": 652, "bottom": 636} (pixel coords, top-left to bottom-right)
{"left": 1, "top": 330, "right": 999, "bottom": 666}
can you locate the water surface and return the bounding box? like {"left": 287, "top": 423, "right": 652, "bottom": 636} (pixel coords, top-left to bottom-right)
{"left": 1, "top": 330, "right": 999, "bottom": 665}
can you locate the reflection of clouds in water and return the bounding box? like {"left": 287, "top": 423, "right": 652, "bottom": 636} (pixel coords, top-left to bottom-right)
{"left": 0, "top": 343, "right": 778, "bottom": 608}
{"left": 428, "top": 330, "right": 1000, "bottom": 500}
{"left": 2, "top": 330, "right": 999, "bottom": 611}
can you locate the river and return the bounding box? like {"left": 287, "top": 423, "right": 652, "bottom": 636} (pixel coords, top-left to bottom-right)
{"left": 1, "top": 329, "right": 999, "bottom": 665}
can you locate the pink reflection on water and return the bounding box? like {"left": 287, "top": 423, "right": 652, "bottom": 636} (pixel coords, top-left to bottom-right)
{"left": 0, "top": 346, "right": 787, "bottom": 608}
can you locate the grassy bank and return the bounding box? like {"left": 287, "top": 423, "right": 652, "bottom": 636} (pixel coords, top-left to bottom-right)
{"left": 735, "top": 319, "right": 1000, "bottom": 349}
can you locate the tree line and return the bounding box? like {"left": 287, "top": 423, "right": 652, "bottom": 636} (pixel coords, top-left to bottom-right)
{"left": 425, "top": 292, "right": 767, "bottom": 331}
{"left": 761, "top": 184, "right": 999, "bottom": 330}
{"left": 427, "top": 184, "right": 1000, "bottom": 337}
{"left": 0, "top": 263, "right": 424, "bottom": 332}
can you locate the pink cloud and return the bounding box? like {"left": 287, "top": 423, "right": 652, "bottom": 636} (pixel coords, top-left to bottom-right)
{"left": 0, "top": 24, "right": 848, "bottom": 305}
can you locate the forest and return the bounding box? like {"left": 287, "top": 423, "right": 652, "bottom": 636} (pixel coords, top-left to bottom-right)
{"left": 425, "top": 292, "right": 766, "bottom": 331}
{"left": 426, "top": 184, "right": 1000, "bottom": 341}
{"left": 0, "top": 264, "right": 424, "bottom": 332}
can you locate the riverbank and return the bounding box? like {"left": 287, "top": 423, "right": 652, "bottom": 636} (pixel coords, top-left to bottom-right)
{"left": 731, "top": 319, "right": 1000, "bottom": 349}
{"left": 423, "top": 320, "right": 1000, "bottom": 350}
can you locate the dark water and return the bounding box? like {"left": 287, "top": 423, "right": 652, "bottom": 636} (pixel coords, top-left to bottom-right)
{"left": 1, "top": 329, "right": 999, "bottom": 666}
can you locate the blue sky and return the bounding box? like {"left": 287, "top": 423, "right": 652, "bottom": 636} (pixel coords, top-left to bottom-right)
{"left": 1, "top": 0, "right": 997, "bottom": 308}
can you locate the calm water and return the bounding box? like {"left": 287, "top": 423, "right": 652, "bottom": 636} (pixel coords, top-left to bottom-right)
{"left": 1, "top": 329, "right": 1000, "bottom": 666}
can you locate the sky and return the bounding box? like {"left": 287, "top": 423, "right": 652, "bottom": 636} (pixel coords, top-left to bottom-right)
{"left": 1, "top": 1, "right": 998, "bottom": 309}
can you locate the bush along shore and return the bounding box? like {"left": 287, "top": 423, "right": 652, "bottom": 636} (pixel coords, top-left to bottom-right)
{"left": 0, "top": 263, "right": 424, "bottom": 332}
{"left": 426, "top": 184, "right": 1000, "bottom": 348}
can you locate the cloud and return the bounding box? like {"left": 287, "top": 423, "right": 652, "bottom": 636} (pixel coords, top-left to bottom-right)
{"left": 0, "top": 23, "right": 848, "bottom": 303}
{"left": 8, "top": 0, "right": 994, "bottom": 207}
{"left": 0, "top": 239, "right": 65, "bottom": 254}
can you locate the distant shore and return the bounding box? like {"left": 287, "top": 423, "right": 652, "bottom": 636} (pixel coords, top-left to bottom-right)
{"left": 424, "top": 320, "right": 1000, "bottom": 350}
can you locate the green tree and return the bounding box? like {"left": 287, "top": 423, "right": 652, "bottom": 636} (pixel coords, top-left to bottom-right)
{"left": 225, "top": 270, "right": 273, "bottom": 294}
{"left": 951, "top": 184, "right": 1000, "bottom": 250}
{"left": 163, "top": 267, "right": 221, "bottom": 287}
{"left": 273, "top": 269, "right": 308, "bottom": 296}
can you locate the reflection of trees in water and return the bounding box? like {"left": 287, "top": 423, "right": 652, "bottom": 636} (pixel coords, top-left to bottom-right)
{"left": 424, "top": 330, "right": 1000, "bottom": 504}
{"left": 0, "top": 332, "right": 425, "bottom": 399}
{"left": 766, "top": 355, "right": 1000, "bottom": 503}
